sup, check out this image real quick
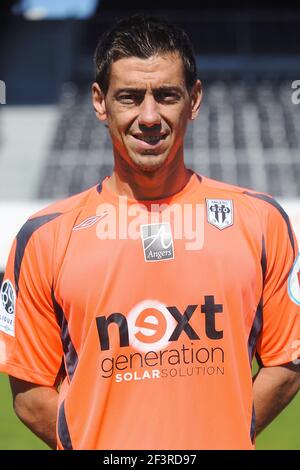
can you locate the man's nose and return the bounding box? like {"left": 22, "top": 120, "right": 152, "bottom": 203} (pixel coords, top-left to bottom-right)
{"left": 138, "top": 95, "right": 161, "bottom": 127}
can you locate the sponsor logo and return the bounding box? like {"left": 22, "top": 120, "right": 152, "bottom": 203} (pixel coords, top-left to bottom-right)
{"left": 206, "top": 199, "right": 233, "bottom": 230}
{"left": 288, "top": 254, "right": 300, "bottom": 306}
{"left": 0, "top": 280, "right": 16, "bottom": 336}
{"left": 140, "top": 223, "right": 174, "bottom": 262}
{"left": 96, "top": 296, "right": 224, "bottom": 352}
{"left": 73, "top": 212, "right": 108, "bottom": 231}
{"left": 96, "top": 296, "right": 225, "bottom": 383}
{"left": 127, "top": 300, "right": 177, "bottom": 353}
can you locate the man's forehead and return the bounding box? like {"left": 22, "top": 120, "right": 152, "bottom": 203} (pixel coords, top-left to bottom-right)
{"left": 109, "top": 53, "right": 186, "bottom": 88}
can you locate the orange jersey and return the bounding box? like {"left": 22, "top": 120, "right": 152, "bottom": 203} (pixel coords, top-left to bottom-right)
{"left": 0, "top": 172, "right": 300, "bottom": 450}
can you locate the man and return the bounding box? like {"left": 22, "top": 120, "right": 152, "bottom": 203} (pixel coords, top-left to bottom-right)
{"left": 0, "top": 15, "right": 300, "bottom": 450}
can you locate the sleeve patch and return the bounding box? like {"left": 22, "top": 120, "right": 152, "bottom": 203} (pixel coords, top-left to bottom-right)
{"left": 0, "top": 279, "right": 16, "bottom": 337}
{"left": 288, "top": 254, "right": 300, "bottom": 306}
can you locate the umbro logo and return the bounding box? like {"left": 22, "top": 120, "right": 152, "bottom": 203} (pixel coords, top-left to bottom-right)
{"left": 73, "top": 212, "right": 108, "bottom": 231}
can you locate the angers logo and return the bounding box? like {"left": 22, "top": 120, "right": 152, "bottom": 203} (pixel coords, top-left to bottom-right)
{"left": 141, "top": 223, "right": 174, "bottom": 262}
{"left": 206, "top": 199, "right": 233, "bottom": 230}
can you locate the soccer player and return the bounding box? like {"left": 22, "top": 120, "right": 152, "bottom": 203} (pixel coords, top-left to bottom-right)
{"left": 0, "top": 15, "right": 300, "bottom": 450}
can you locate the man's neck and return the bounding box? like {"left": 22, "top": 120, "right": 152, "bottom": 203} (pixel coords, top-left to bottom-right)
{"left": 106, "top": 152, "right": 192, "bottom": 201}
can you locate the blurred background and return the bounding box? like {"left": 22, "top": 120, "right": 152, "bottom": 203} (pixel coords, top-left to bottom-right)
{"left": 0, "top": 0, "right": 300, "bottom": 450}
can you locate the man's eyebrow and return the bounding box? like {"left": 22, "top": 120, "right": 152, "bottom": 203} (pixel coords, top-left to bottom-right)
{"left": 114, "top": 86, "right": 184, "bottom": 95}
{"left": 153, "top": 86, "right": 184, "bottom": 94}
{"left": 114, "top": 88, "right": 144, "bottom": 95}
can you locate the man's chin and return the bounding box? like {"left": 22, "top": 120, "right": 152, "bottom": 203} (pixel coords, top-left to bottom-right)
{"left": 135, "top": 160, "right": 165, "bottom": 173}
{"left": 132, "top": 154, "right": 168, "bottom": 173}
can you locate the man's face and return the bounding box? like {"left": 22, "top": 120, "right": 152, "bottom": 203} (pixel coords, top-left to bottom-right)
{"left": 93, "top": 53, "right": 201, "bottom": 172}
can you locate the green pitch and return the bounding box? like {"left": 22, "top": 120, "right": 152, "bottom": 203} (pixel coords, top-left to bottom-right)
{"left": 0, "top": 372, "right": 299, "bottom": 450}
{"left": 0, "top": 373, "right": 48, "bottom": 450}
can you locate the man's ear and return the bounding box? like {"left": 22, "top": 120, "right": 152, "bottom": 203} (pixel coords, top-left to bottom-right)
{"left": 189, "top": 80, "right": 202, "bottom": 121}
{"left": 92, "top": 82, "right": 107, "bottom": 122}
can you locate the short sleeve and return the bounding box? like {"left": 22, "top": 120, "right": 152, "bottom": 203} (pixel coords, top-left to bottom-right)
{"left": 0, "top": 216, "right": 63, "bottom": 386}
{"left": 256, "top": 200, "right": 300, "bottom": 366}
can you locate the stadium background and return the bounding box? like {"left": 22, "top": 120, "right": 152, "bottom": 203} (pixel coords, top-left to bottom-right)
{"left": 0, "top": 0, "right": 299, "bottom": 450}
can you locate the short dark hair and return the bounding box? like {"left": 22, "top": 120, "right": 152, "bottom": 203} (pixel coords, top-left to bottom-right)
{"left": 94, "top": 15, "right": 197, "bottom": 94}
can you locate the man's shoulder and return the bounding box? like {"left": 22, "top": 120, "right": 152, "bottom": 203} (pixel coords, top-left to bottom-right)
{"left": 201, "top": 175, "right": 294, "bottom": 240}
{"left": 14, "top": 185, "right": 99, "bottom": 247}
{"left": 202, "top": 174, "right": 269, "bottom": 199}
{"left": 28, "top": 185, "right": 98, "bottom": 221}
{"left": 200, "top": 174, "right": 291, "bottom": 224}
{"left": 201, "top": 174, "right": 278, "bottom": 208}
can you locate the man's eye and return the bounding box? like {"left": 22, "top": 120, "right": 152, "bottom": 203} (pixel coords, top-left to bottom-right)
{"left": 118, "top": 95, "right": 139, "bottom": 104}
{"left": 155, "top": 93, "right": 180, "bottom": 103}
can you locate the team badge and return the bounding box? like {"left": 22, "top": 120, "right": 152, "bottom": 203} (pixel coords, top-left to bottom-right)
{"left": 0, "top": 279, "right": 16, "bottom": 336}
{"left": 288, "top": 254, "right": 300, "bottom": 306}
{"left": 206, "top": 199, "right": 233, "bottom": 230}
{"left": 141, "top": 223, "right": 174, "bottom": 262}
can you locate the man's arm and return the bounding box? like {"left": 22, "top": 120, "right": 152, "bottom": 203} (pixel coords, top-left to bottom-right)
{"left": 9, "top": 377, "right": 59, "bottom": 449}
{"left": 253, "top": 362, "right": 300, "bottom": 435}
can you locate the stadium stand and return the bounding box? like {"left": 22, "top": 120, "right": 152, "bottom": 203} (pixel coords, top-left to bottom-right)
{"left": 38, "top": 75, "right": 300, "bottom": 199}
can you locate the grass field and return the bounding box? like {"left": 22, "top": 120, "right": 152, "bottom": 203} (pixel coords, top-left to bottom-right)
{"left": 0, "top": 372, "right": 299, "bottom": 450}
{"left": 0, "top": 374, "right": 48, "bottom": 449}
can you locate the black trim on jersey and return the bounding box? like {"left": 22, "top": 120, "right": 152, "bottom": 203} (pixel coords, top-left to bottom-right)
{"left": 96, "top": 182, "right": 103, "bottom": 194}
{"left": 248, "top": 300, "right": 263, "bottom": 364}
{"left": 14, "top": 213, "right": 62, "bottom": 295}
{"left": 250, "top": 403, "right": 256, "bottom": 444}
{"left": 247, "top": 235, "right": 267, "bottom": 443}
{"left": 244, "top": 191, "right": 295, "bottom": 258}
{"left": 247, "top": 300, "right": 263, "bottom": 443}
{"left": 58, "top": 400, "right": 73, "bottom": 450}
{"left": 248, "top": 237, "right": 267, "bottom": 443}
{"left": 54, "top": 358, "right": 67, "bottom": 388}
{"left": 52, "top": 288, "right": 78, "bottom": 382}
{"left": 255, "top": 352, "right": 264, "bottom": 369}
{"left": 247, "top": 235, "right": 266, "bottom": 364}
{"left": 195, "top": 173, "right": 202, "bottom": 184}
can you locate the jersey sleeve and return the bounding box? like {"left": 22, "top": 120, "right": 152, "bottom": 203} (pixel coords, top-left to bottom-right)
{"left": 0, "top": 216, "right": 63, "bottom": 386}
{"left": 256, "top": 200, "right": 300, "bottom": 367}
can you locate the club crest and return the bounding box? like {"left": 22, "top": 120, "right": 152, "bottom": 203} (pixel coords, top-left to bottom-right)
{"left": 206, "top": 199, "right": 233, "bottom": 230}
